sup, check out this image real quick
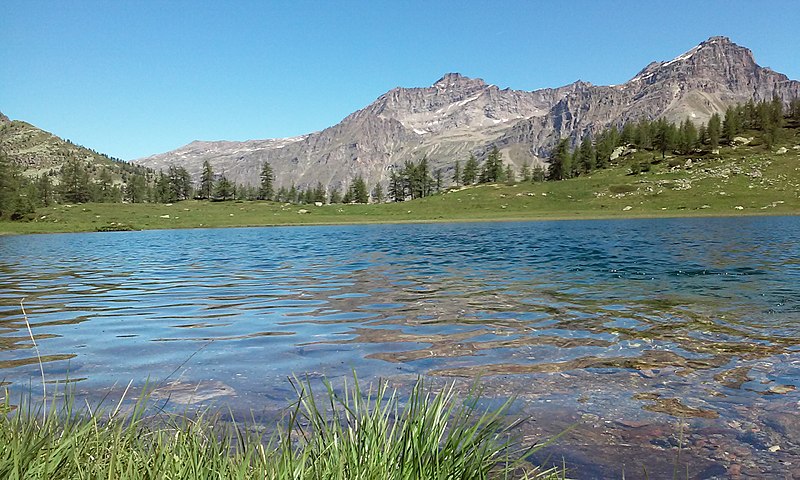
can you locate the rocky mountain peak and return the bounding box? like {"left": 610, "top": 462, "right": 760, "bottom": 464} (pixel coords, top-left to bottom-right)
{"left": 433, "top": 73, "right": 487, "bottom": 91}
{"left": 134, "top": 37, "right": 800, "bottom": 193}
{"left": 0, "top": 111, "right": 9, "bottom": 124}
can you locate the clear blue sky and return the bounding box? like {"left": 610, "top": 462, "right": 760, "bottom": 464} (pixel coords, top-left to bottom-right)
{"left": 2, "top": 1, "right": 798, "bottom": 160}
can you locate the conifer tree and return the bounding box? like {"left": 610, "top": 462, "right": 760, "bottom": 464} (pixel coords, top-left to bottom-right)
{"left": 59, "top": 156, "right": 91, "bottom": 204}
{"left": 722, "top": 106, "right": 741, "bottom": 143}
{"left": 462, "top": 155, "right": 479, "bottom": 185}
{"left": 707, "top": 113, "right": 722, "bottom": 150}
{"left": 388, "top": 170, "right": 404, "bottom": 202}
{"left": 546, "top": 138, "right": 571, "bottom": 181}
{"left": 200, "top": 160, "right": 214, "bottom": 200}
{"left": 371, "top": 183, "right": 384, "bottom": 203}
{"left": 452, "top": 160, "right": 461, "bottom": 187}
{"left": 258, "top": 161, "right": 275, "bottom": 200}
{"left": 578, "top": 135, "right": 596, "bottom": 173}
{"left": 329, "top": 186, "right": 342, "bottom": 204}
{"left": 504, "top": 164, "right": 515, "bottom": 185}
{"left": 519, "top": 160, "right": 531, "bottom": 182}
{"left": 350, "top": 176, "right": 369, "bottom": 203}
{"left": 214, "top": 175, "right": 234, "bottom": 201}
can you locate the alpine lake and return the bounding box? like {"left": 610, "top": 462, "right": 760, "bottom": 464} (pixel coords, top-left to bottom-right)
{"left": 1, "top": 216, "right": 798, "bottom": 479}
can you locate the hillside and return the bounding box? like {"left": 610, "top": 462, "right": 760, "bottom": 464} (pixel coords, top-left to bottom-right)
{"left": 0, "top": 111, "right": 148, "bottom": 182}
{"left": 135, "top": 36, "right": 800, "bottom": 192}
{"left": 4, "top": 122, "right": 798, "bottom": 235}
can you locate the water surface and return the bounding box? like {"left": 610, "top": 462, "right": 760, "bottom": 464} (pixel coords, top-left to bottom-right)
{"left": 1, "top": 217, "right": 798, "bottom": 478}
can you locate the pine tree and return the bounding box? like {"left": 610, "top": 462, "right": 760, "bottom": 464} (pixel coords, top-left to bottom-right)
{"left": 531, "top": 165, "right": 546, "bottom": 182}
{"left": 388, "top": 170, "right": 404, "bottom": 202}
{"left": 452, "top": 160, "right": 461, "bottom": 187}
{"left": 462, "top": 155, "right": 479, "bottom": 185}
{"left": 519, "top": 160, "right": 531, "bottom": 182}
{"left": 351, "top": 176, "right": 369, "bottom": 203}
{"left": 214, "top": 175, "right": 233, "bottom": 201}
{"left": 313, "top": 182, "right": 326, "bottom": 203}
{"left": 707, "top": 113, "right": 722, "bottom": 150}
{"left": 653, "top": 118, "right": 677, "bottom": 158}
{"left": 200, "top": 160, "right": 214, "bottom": 200}
{"left": 0, "top": 149, "right": 24, "bottom": 218}
{"left": 258, "top": 161, "right": 275, "bottom": 200}
{"left": 678, "top": 118, "right": 698, "bottom": 154}
{"left": 36, "top": 174, "right": 54, "bottom": 207}
{"left": 329, "top": 186, "right": 342, "bottom": 204}
{"left": 546, "top": 138, "right": 571, "bottom": 181}
{"left": 722, "top": 106, "right": 741, "bottom": 143}
{"left": 790, "top": 98, "right": 800, "bottom": 121}
{"left": 434, "top": 168, "right": 443, "bottom": 192}
{"left": 504, "top": 164, "right": 515, "bottom": 185}
{"left": 371, "top": 183, "right": 384, "bottom": 203}
{"left": 578, "top": 135, "right": 596, "bottom": 174}
{"left": 125, "top": 173, "right": 147, "bottom": 203}
{"left": 479, "top": 147, "right": 503, "bottom": 183}
{"left": 59, "top": 157, "right": 91, "bottom": 204}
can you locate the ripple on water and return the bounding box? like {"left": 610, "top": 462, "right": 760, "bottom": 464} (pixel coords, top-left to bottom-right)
{"left": 0, "top": 218, "right": 799, "bottom": 476}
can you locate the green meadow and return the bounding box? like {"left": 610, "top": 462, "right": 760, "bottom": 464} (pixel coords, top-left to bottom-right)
{"left": 2, "top": 128, "right": 799, "bottom": 235}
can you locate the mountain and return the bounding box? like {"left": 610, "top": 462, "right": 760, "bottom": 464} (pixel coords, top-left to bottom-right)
{"left": 0, "top": 111, "right": 147, "bottom": 180}
{"left": 136, "top": 36, "right": 800, "bottom": 191}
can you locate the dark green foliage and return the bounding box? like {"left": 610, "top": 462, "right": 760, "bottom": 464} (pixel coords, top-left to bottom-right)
{"left": 199, "top": 160, "right": 214, "bottom": 200}
{"left": 479, "top": 147, "right": 503, "bottom": 183}
{"left": 452, "top": 160, "right": 461, "bottom": 186}
{"left": 504, "top": 164, "right": 515, "bottom": 185}
{"left": 328, "top": 186, "right": 342, "bottom": 204}
{"left": 388, "top": 169, "right": 404, "bottom": 202}
{"left": 213, "top": 175, "right": 234, "bottom": 201}
{"left": 59, "top": 156, "right": 91, "bottom": 204}
{"left": 723, "top": 106, "right": 742, "bottom": 143}
{"left": 546, "top": 138, "right": 571, "bottom": 181}
{"left": 124, "top": 174, "right": 147, "bottom": 203}
{"left": 371, "top": 182, "right": 384, "bottom": 203}
{"left": 390, "top": 158, "right": 435, "bottom": 201}
{"left": 707, "top": 113, "right": 722, "bottom": 150}
{"left": 578, "top": 135, "right": 596, "bottom": 174}
{"left": 349, "top": 175, "right": 369, "bottom": 203}
{"left": 791, "top": 98, "right": 800, "bottom": 121}
{"left": 36, "top": 174, "right": 54, "bottom": 207}
{"left": 168, "top": 165, "right": 192, "bottom": 201}
{"left": 531, "top": 165, "right": 546, "bottom": 182}
{"left": 653, "top": 118, "right": 677, "bottom": 158}
{"left": 258, "top": 161, "right": 275, "bottom": 200}
{"left": 519, "top": 160, "right": 531, "bottom": 182}
{"left": 678, "top": 118, "right": 698, "bottom": 153}
{"left": 462, "top": 154, "right": 479, "bottom": 185}
{"left": 0, "top": 150, "right": 34, "bottom": 219}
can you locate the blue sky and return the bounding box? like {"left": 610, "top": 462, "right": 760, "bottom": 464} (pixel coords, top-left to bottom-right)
{"left": 2, "top": 1, "right": 798, "bottom": 160}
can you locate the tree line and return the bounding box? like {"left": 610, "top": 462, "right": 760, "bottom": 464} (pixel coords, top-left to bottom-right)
{"left": 2, "top": 97, "right": 799, "bottom": 220}
{"left": 546, "top": 96, "right": 800, "bottom": 181}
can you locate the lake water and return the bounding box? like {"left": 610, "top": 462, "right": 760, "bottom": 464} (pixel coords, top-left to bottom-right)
{"left": 1, "top": 217, "right": 799, "bottom": 478}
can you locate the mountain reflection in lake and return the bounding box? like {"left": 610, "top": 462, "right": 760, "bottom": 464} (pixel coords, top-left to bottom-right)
{"left": 1, "top": 217, "right": 799, "bottom": 479}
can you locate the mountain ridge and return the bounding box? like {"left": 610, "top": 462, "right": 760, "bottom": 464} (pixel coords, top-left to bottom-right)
{"left": 135, "top": 36, "right": 799, "bottom": 191}
{"left": 9, "top": 37, "right": 800, "bottom": 192}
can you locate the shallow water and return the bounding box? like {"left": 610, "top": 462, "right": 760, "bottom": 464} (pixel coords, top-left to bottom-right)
{"left": 1, "top": 217, "right": 799, "bottom": 478}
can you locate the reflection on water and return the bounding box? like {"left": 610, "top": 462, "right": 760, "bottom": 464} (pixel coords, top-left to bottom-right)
{"left": 1, "top": 217, "right": 799, "bottom": 478}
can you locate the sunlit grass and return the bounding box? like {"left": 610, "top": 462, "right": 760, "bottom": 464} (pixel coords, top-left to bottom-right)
{"left": 0, "top": 375, "right": 565, "bottom": 479}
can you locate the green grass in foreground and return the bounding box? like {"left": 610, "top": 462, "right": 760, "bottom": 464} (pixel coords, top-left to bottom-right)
{"left": 0, "top": 376, "right": 563, "bottom": 480}
{"left": 2, "top": 125, "right": 799, "bottom": 234}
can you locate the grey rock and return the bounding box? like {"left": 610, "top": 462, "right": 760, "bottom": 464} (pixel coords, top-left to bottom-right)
{"left": 134, "top": 37, "right": 800, "bottom": 193}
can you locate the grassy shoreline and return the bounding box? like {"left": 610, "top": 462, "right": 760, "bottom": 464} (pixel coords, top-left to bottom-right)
{"left": 3, "top": 133, "right": 800, "bottom": 235}
{"left": 1, "top": 376, "right": 563, "bottom": 479}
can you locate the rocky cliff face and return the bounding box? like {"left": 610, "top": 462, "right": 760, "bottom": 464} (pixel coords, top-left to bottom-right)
{"left": 135, "top": 36, "right": 800, "bottom": 191}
